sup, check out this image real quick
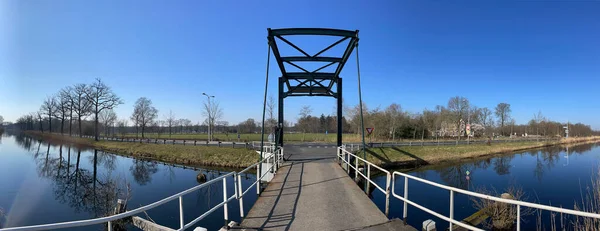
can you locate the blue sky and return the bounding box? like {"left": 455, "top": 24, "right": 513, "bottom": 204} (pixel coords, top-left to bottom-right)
{"left": 1, "top": 1, "right": 599, "bottom": 128}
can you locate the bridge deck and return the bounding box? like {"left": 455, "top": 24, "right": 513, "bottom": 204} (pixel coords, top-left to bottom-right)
{"left": 239, "top": 145, "right": 416, "bottom": 231}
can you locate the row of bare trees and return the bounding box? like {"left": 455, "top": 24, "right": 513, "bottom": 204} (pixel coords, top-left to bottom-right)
{"left": 15, "top": 78, "right": 123, "bottom": 141}
{"left": 339, "top": 96, "right": 597, "bottom": 140}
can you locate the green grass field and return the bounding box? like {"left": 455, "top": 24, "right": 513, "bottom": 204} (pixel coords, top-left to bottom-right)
{"left": 27, "top": 131, "right": 259, "bottom": 168}
{"left": 116, "top": 132, "right": 353, "bottom": 142}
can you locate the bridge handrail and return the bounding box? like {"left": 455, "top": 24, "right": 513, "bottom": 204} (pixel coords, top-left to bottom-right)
{"left": 391, "top": 170, "right": 600, "bottom": 231}
{"left": 0, "top": 172, "right": 236, "bottom": 231}
{"left": 337, "top": 146, "right": 391, "bottom": 216}
{"left": 235, "top": 147, "right": 283, "bottom": 218}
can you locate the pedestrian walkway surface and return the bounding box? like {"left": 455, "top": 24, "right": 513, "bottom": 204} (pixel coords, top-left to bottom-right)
{"left": 238, "top": 145, "right": 416, "bottom": 231}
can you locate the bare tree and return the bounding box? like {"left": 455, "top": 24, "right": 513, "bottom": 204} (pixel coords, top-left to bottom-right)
{"left": 55, "top": 89, "right": 72, "bottom": 134}
{"left": 41, "top": 95, "right": 57, "bottom": 132}
{"left": 37, "top": 111, "right": 44, "bottom": 132}
{"left": 447, "top": 96, "right": 469, "bottom": 138}
{"left": 202, "top": 97, "right": 223, "bottom": 140}
{"left": 266, "top": 95, "right": 277, "bottom": 128}
{"left": 99, "top": 109, "right": 117, "bottom": 136}
{"left": 72, "top": 84, "right": 92, "bottom": 137}
{"left": 385, "top": 103, "right": 403, "bottom": 140}
{"left": 495, "top": 103, "right": 511, "bottom": 136}
{"left": 165, "top": 110, "right": 176, "bottom": 137}
{"left": 60, "top": 87, "right": 76, "bottom": 135}
{"left": 85, "top": 78, "right": 123, "bottom": 141}
{"left": 130, "top": 97, "right": 157, "bottom": 138}
{"left": 117, "top": 120, "right": 128, "bottom": 137}
{"left": 0, "top": 115, "right": 3, "bottom": 124}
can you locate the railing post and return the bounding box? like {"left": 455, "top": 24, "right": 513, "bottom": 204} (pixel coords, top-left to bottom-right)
{"left": 346, "top": 151, "right": 350, "bottom": 174}
{"left": 449, "top": 190, "right": 454, "bottom": 231}
{"left": 223, "top": 177, "right": 228, "bottom": 222}
{"left": 517, "top": 204, "right": 520, "bottom": 231}
{"left": 256, "top": 164, "right": 261, "bottom": 195}
{"left": 403, "top": 176, "right": 408, "bottom": 221}
{"left": 108, "top": 221, "right": 112, "bottom": 231}
{"left": 366, "top": 164, "right": 371, "bottom": 194}
{"left": 354, "top": 156, "right": 358, "bottom": 179}
{"left": 179, "top": 196, "right": 184, "bottom": 230}
{"left": 238, "top": 174, "right": 245, "bottom": 218}
{"left": 385, "top": 173, "right": 390, "bottom": 217}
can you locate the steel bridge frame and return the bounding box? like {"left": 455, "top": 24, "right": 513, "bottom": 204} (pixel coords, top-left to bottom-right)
{"left": 267, "top": 28, "right": 359, "bottom": 147}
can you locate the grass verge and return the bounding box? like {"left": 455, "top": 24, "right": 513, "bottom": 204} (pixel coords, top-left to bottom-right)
{"left": 361, "top": 136, "right": 600, "bottom": 168}
{"left": 25, "top": 131, "right": 259, "bottom": 168}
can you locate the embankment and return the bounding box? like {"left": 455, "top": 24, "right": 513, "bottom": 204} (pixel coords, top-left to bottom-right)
{"left": 362, "top": 136, "right": 600, "bottom": 168}
{"left": 26, "top": 131, "right": 259, "bottom": 168}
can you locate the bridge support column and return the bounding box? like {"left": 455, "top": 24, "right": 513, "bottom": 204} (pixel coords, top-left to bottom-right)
{"left": 278, "top": 77, "right": 285, "bottom": 147}
{"left": 337, "top": 78, "right": 343, "bottom": 147}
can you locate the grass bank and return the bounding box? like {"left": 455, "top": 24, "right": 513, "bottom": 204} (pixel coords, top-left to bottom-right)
{"left": 361, "top": 136, "right": 600, "bottom": 168}
{"left": 26, "top": 131, "right": 259, "bottom": 168}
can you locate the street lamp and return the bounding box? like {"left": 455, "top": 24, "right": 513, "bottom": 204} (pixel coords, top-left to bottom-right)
{"left": 203, "top": 92, "right": 215, "bottom": 142}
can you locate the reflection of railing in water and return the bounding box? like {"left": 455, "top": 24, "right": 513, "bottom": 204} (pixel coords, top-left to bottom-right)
{"left": 0, "top": 145, "right": 284, "bottom": 231}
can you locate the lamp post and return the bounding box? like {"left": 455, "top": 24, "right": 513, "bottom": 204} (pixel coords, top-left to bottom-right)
{"left": 203, "top": 93, "right": 215, "bottom": 142}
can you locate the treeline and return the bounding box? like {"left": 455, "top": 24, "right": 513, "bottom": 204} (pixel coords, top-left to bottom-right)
{"left": 341, "top": 96, "right": 598, "bottom": 140}
{"left": 10, "top": 90, "right": 598, "bottom": 140}
{"left": 13, "top": 78, "right": 123, "bottom": 141}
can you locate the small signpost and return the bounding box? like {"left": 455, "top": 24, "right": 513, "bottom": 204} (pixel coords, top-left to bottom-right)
{"left": 466, "top": 124, "right": 471, "bottom": 136}
{"left": 366, "top": 127, "right": 374, "bottom": 145}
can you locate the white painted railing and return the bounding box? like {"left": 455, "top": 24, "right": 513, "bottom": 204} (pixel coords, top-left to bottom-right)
{"left": 336, "top": 146, "right": 600, "bottom": 231}
{"left": 337, "top": 146, "right": 391, "bottom": 216}
{"left": 391, "top": 170, "right": 600, "bottom": 231}
{"left": 236, "top": 146, "right": 283, "bottom": 218}
{"left": 0, "top": 172, "right": 237, "bottom": 231}
{"left": 0, "top": 147, "right": 284, "bottom": 231}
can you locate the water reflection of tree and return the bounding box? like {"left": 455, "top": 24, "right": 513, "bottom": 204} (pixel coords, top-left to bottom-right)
{"left": 492, "top": 156, "right": 512, "bottom": 175}
{"left": 437, "top": 164, "right": 472, "bottom": 189}
{"left": 31, "top": 144, "right": 129, "bottom": 219}
{"left": 130, "top": 160, "right": 158, "bottom": 185}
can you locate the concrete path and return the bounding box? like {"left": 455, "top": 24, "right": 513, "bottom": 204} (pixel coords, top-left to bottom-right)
{"left": 239, "top": 145, "right": 416, "bottom": 231}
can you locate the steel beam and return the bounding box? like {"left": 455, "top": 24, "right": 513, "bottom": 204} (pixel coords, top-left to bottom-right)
{"left": 267, "top": 29, "right": 287, "bottom": 75}
{"left": 280, "top": 56, "right": 342, "bottom": 62}
{"left": 285, "top": 72, "right": 337, "bottom": 79}
{"left": 269, "top": 28, "right": 358, "bottom": 38}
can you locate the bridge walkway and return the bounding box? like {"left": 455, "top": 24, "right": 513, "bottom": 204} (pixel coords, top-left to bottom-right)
{"left": 238, "top": 144, "right": 416, "bottom": 231}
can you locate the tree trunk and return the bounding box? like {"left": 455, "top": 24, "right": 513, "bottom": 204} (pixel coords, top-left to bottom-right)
{"left": 94, "top": 108, "right": 99, "bottom": 141}
{"left": 78, "top": 116, "right": 83, "bottom": 137}
{"left": 48, "top": 115, "right": 52, "bottom": 133}
{"left": 69, "top": 109, "right": 73, "bottom": 136}
{"left": 60, "top": 116, "right": 65, "bottom": 134}
{"left": 142, "top": 125, "right": 145, "bottom": 139}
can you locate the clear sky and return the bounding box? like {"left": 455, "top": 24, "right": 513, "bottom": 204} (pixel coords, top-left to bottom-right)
{"left": 1, "top": 1, "right": 599, "bottom": 128}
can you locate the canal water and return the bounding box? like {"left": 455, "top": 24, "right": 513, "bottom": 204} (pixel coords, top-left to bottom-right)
{"left": 369, "top": 142, "right": 600, "bottom": 230}
{"left": 0, "top": 133, "right": 258, "bottom": 230}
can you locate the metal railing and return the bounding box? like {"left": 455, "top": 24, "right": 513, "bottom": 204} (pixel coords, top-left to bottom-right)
{"left": 0, "top": 172, "right": 237, "bottom": 231}
{"left": 1, "top": 147, "right": 285, "bottom": 231}
{"left": 337, "top": 146, "right": 391, "bottom": 216}
{"left": 390, "top": 161, "right": 600, "bottom": 231}
{"left": 335, "top": 146, "right": 600, "bottom": 231}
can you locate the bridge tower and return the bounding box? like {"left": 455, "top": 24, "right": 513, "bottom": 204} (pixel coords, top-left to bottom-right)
{"left": 266, "top": 28, "right": 359, "bottom": 147}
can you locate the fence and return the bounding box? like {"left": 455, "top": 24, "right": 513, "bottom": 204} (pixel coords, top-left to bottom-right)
{"left": 0, "top": 145, "right": 283, "bottom": 231}
{"left": 345, "top": 137, "right": 561, "bottom": 150}
{"left": 79, "top": 135, "right": 252, "bottom": 149}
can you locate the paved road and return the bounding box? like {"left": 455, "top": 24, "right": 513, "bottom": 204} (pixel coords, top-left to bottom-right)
{"left": 238, "top": 144, "right": 416, "bottom": 231}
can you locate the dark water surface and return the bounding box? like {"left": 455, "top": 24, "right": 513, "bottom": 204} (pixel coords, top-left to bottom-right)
{"left": 368, "top": 142, "right": 600, "bottom": 230}
{"left": 0, "top": 133, "right": 258, "bottom": 230}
